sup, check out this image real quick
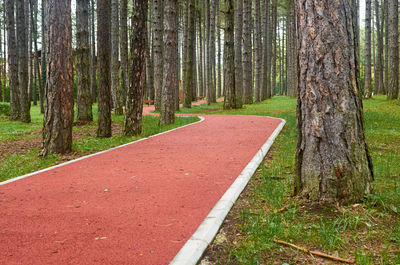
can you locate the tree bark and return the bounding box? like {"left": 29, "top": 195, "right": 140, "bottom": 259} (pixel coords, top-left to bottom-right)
{"left": 90, "top": 0, "right": 97, "bottom": 103}
{"left": 152, "top": 0, "right": 163, "bottom": 111}
{"left": 198, "top": 7, "right": 204, "bottom": 97}
{"left": 223, "top": 0, "right": 235, "bottom": 109}
{"left": 160, "top": 0, "right": 177, "bottom": 125}
{"left": 364, "top": 0, "right": 372, "bottom": 98}
{"left": 384, "top": 0, "right": 388, "bottom": 94}
{"left": 207, "top": 0, "right": 216, "bottom": 104}
{"left": 97, "top": 0, "right": 112, "bottom": 137}
{"left": 387, "top": 0, "right": 399, "bottom": 99}
{"left": 216, "top": 0, "right": 222, "bottom": 98}
{"left": 123, "top": 0, "right": 147, "bottom": 136}
{"left": 76, "top": 0, "right": 93, "bottom": 122}
{"left": 261, "top": 0, "right": 270, "bottom": 100}
{"left": 6, "top": 0, "right": 21, "bottom": 120}
{"left": 41, "top": 0, "right": 73, "bottom": 156}
{"left": 111, "top": 0, "right": 122, "bottom": 114}
{"left": 145, "top": 1, "right": 154, "bottom": 101}
{"left": 17, "top": 0, "right": 30, "bottom": 122}
{"left": 295, "top": 0, "right": 374, "bottom": 203}
{"left": 375, "top": 0, "right": 384, "bottom": 95}
{"left": 30, "top": 0, "right": 43, "bottom": 110}
{"left": 41, "top": 0, "right": 46, "bottom": 111}
{"left": 120, "top": 0, "right": 128, "bottom": 105}
{"left": 271, "top": 0, "right": 277, "bottom": 96}
{"left": 234, "top": 0, "right": 243, "bottom": 108}
{"left": 242, "top": 0, "right": 252, "bottom": 105}
{"left": 253, "top": 0, "right": 261, "bottom": 103}
{"left": 183, "top": 0, "right": 195, "bottom": 108}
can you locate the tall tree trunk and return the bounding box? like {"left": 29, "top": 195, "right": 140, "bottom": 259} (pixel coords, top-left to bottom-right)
{"left": 184, "top": 0, "right": 195, "bottom": 107}
{"left": 160, "top": 0, "right": 177, "bottom": 125}
{"left": 234, "top": 0, "right": 243, "bottom": 108}
{"left": 41, "top": 0, "right": 74, "bottom": 156}
{"left": 191, "top": 5, "right": 197, "bottom": 101}
{"left": 375, "top": 0, "right": 384, "bottom": 95}
{"left": 205, "top": 0, "right": 211, "bottom": 104}
{"left": 90, "top": 0, "right": 97, "bottom": 103}
{"left": 242, "top": 0, "right": 252, "bottom": 105}
{"left": 271, "top": 0, "right": 277, "bottom": 96}
{"left": 30, "top": 0, "right": 42, "bottom": 109}
{"left": 295, "top": 0, "right": 373, "bottom": 203}
{"left": 40, "top": 0, "right": 46, "bottom": 112}
{"left": 17, "top": 0, "right": 30, "bottom": 122}
{"left": 365, "top": 0, "right": 372, "bottom": 98}
{"left": 120, "top": 0, "right": 128, "bottom": 105}
{"left": 223, "top": 0, "right": 235, "bottom": 109}
{"left": 146, "top": 1, "right": 154, "bottom": 101}
{"left": 216, "top": 0, "right": 221, "bottom": 98}
{"left": 6, "top": 0, "right": 21, "bottom": 119}
{"left": 124, "top": 0, "right": 147, "bottom": 136}
{"left": 152, "top": 0, "right": 163, "bottom": 111}
{"left": 97, "top": 0, "right": 112, "bottom": 137}
{"left": 387, "top": 0, "right": 399, "bottom": 99}
{"left": 111, "top": 0, "right": 122, "bottom": 114}
{"left": 207, "top": 0, "right": 216, "bottom": 103}
{"left": 384, "top": 0, "right": 388, "bottom": 94}
{"left": 253, "top": 0, "right": 261, "bottom": 103}
{"left": 76, "top": 0, "right": 93, "bottom": 122}
{"left": 198, "top": 8, "right": 204, "bottom": 97}
{"left": 287, "top": 0, "right": 297, "bottom": 97}
{"left": 261, "top": 0, "right": 270, "bottom": 100}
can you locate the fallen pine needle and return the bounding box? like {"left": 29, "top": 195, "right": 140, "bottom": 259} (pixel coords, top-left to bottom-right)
{"left": 273, "top": 207, "right": 286, "bottom": 214}
{"left": 273, "top": 238, "right": 355, "bottom": 264}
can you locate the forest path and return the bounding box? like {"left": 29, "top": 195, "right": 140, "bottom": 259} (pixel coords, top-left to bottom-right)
{"left": 0, "top": 100, "right": 283, "bottom": 265}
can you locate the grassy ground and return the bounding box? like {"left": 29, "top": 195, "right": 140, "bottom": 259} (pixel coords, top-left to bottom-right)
{"left": 178, "top": 96, "right": 400, "bottom": 265}
{"left": 0, "top": 105, "right": 199, "bottom": 182}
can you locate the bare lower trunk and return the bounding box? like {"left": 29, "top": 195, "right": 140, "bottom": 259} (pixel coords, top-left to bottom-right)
{"left": 375, "top": 0, "right": 384, "bottom": 95}
{"left": 364, "top": 0, "right": 372, "bottom": 98}
{"left": 111, "top": 0, "right": 122, "bottom": 114}
{"left": 41, "top": 0, "right": 73, "bottom": 156}
{"left": 253, "top": 0, "right": 261, "bottom": 103}
{"left": 295, "top": 0, "right": 374, "bottom": 203}
{"left": 124, "top": 0, "right": 147, "bottom": 136}
{"left": 234, "top": 0, "right": 243, "bottom": 108}
{"left": 152, "top": 0, "right": 163, "bottom": 111}
{"left": 387, "top": 0, "right": 399, "bottom": 99}
{"left": 242, "top": 0, "right": 252, "bottom": 105}
{"left": 223, "top": 0, "right": 235, "bottom": 109}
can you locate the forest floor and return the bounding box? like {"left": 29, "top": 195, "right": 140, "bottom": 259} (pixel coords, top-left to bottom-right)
{"left": 178, "top": 96, "right": 400, "bottom": 265}
{"left": 0, "top": 105, "right": 199, "bottom": 182}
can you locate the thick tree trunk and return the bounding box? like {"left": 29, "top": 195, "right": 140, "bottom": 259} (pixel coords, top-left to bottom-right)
{"left": 387, "top": 0, "right": 399, "bottom": 99}
{"left": 152, "top": 0, "right": 163, "bottom": 111}
{"left": 271, "top": 0, "right": 277, "bottom": 96}
{"left": 6, "top": 0, "right": 21, "bottom": 120}
{"left": 183, "top": 0, "right": 195, "bottom": 108}
{"left": 124, "top": 0, "right": 147, "bottom": 136}
{"left": 111, "top": 0, "right": 122, "bottom": 114}
{"left": 234, "top": 0, "right": 243, "bottom": 108}
{"left": 207, "top": 0, "right": 216, "bottom": 104}
{"left": 17, "top": 0, "right": 30, "bottom": 122}
{"left": 364, "top": 0, "right": 372, "bottom": 98}
{"left": 146, "top": 2, "right": 154, "bottom": 101}
{"left": 287, "top": 0, "right": 297, "bottom": 98}
{"left": 76, "top": 0, "right": 93, "bottom": 122}
{"left": 384, "top": 0, "right": 389, "bottom": 94}
{"left": 223, "top": 0, "right": 235, "bottom": 109}
{"left": 253, "top": 0, "right": 261, "bottom": 103}
{"left": 242, "top": 0, "right": 252, "bottom": 105}
{"left": 41, "top": 0, "right": 73, "bottom": 156}
{"left": 120, "top": 0, "right": 128, "bottom": 105}
{"left": 41, "top": 0, "right": 46, "bottom": 111}
{"left": 198, "top": 8, "right": 204, "bottom": 97}
{"left": 375, "top": 0, "right": 384, "bottom": 95}
{"left": 160, "top": 0, "right": 177, "bottom": 125}
{"left": 97, "top": 0, "right": 112, "bottom": 138}
{"left": 216, "top": 0, "right": 222, "bottom": 98}
{"left": 295, "top": 0, "right": 374, "bottom": 203}
{"left": 261, "top": 0, "right": 270, "bottom": 100}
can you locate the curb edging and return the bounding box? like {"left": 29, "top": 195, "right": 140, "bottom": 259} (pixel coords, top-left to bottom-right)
{"left": 170, "top": 118, "right": 286, "bottom": 265}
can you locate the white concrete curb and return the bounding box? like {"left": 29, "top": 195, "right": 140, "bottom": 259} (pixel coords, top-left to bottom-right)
{"left": 0, "top": 116, "right": 205, "bottom": 186}
{"left": 170, "top": 118, "right": 286, "bottom": 265}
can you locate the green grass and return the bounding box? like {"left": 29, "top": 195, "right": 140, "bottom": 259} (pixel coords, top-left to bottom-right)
{"left": 184, "top": 95, "right": 400, "bottom": 264}
{"left": 0, "top": 104, "right": 199, "bottom": 182}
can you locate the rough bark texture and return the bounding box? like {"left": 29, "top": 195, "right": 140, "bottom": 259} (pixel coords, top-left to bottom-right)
{"left": 223, "top": 0, "right": 235, "bottom": 110}
{"left": 41, "top": 0, "right": 74, "bottom": 156}
{"left": 146, "top": 2, "right": 154, "bottom": 101}
{"left": 253, "top": 0, "right": 261, "bottom": 103}
{"left": 207, "top": 0, "right": 216, "bottom": 104}
{"left": 375, "top": 0, "right": 384, "bottom": 95}
{"left": 30, "top": 0, "right": 43, "bottom": 112}
{"left": 76, "top": 0, "right": 93, "bottom": 122}
{"left": 6, "top": 0, "right": 21, "bottom": 120}
{"left": 384, "top": 0, "right": 388, "bottom": 94}
{"left": 261, "top": 0, "right": 270, "bottom": 100}
{"left": 364, "top": 0, "right": 372, "bottom": 98}
{"left": 160, "top": 0, "right": 177, "bottom": 125}
{"left": 152, "top": 0, "right": 163, "bottom": 111}
{"left": 287, "top": 0, "right": 297, "bottom": 98}
{"left": 295, "top": 0, "right": 374, "bottom": 203}
{"left": 242, "top": 0, "right": 252, "bottom": 105}
{"left": 111, "top": 0, "right": 122, "bottom": 114}
{"left": 97, "top": 0, "right": 112, "bottom": 138}
{"left": 184, "top": 0, "right": 195, "bottom": 108}
{"left": 41, "top": 0, "right": 47, "bottom": 110}
{"left": 387, "top": 0, "right": 399, "bottom": 99}
{"left": 216, "top": 0, "right": 222, "bottom": 98}
{"left": 271, "top": 0, "right": 277, "bottom": 95}
{"left": 120, "top": 0, "right": 128, "bottom": 105}
{"left": 198, "top": 8, "right": 204, "bottom": 97}
{"left": 234, "top": 0, "right": 243, "bottom": 108}
{"left": 17, "top": 0, "right": 30, "bottom": 122}
{"left": 124, "top": 0, "right": 147, "bottom": 136}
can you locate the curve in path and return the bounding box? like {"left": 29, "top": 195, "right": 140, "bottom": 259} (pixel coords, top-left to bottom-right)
{"left": 0, "top": 101, "right": 283, "bottom": 265}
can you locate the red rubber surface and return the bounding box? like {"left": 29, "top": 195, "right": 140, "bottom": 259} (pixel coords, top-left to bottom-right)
{"left": 0, "top": 102, "right": 282, "bottom": 264}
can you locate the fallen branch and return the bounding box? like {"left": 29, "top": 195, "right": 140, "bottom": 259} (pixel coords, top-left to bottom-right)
{"left": 273, "top": 238, "right": 355, "bottom": 264}
{"left": 273, "top": 207, "right": 286, "bottom": 214}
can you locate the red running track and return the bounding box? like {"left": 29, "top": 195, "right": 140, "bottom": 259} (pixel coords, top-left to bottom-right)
{"left": 0, "top": 102, "right": 282, "bottom": 265}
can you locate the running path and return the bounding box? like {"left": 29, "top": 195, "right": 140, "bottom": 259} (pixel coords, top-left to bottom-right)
{"left": 0, "top": 101, "right": 283, "bottom": 265}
